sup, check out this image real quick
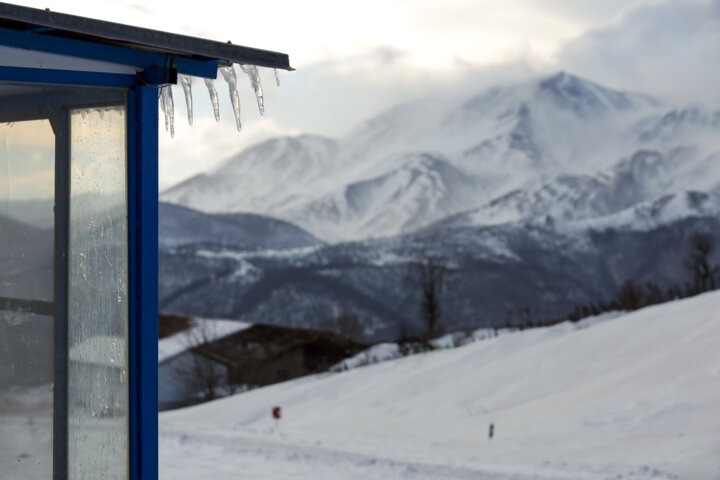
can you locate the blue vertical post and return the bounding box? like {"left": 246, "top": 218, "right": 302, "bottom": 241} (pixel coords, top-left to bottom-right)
{"left": 128, "top": 84, "right": 159, "bottom": 480}
{"left": 51, "top": 110, "right": 70, "bottom": 480}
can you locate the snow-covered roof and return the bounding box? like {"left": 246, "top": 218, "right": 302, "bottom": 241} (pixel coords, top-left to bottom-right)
{"left": 158, "top": 317, "right": 252, "bottom": 364}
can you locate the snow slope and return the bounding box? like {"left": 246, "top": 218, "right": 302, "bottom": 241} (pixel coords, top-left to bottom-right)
{"left": 159, "top": 202, "right": 321, "bottom": 250}
{"left": 160, "top": 291, "right": 720, "bottom": 479}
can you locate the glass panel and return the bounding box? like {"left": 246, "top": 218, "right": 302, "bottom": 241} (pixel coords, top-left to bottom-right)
{"left": 68, "top": 105, "right": 128, "bottom": 480}
{"left": 0, "top": 120, "right": 55, "bottom": 300}
{"left": 0, "top": 119, "right": 54, "bottom": 480}
{"left": 0, "top": 313, "right": 54, "bottom": 480}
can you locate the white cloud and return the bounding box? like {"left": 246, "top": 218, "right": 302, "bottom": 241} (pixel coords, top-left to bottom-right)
{"left": 20, "top": 0, "right": 586, "bottom": 68}
{"left": 13, "top": 0, "right": 715, "bottom": 190}
{"left": 557, "top": 0, "right": 720, "bottom": 103}
{"left": 530, "top": 0, "right": 647, "bottom": 25}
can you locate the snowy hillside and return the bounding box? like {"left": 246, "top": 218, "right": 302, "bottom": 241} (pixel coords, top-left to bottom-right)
{"left": 159, "top": 202, "right": 321, "bottom": 250}
{"left": 160, "top": 291, "right": 720, "bottom": 480}
{"left": 160, "top": 72, "right": 719, "bottom": 242}
{"left": 159, "top": 213, "right": 720, "bottom": 340}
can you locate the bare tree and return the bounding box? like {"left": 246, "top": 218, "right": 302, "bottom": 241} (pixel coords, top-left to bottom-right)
{"left": 176, "top": 320, "right": 227, "bottom": 403}
{"left": 406, "top": 256, "right": 448, "bottom": 343}
{"left": 684, "top": 232, "right": 720, "bottom": 293}
{"left": 319, "top": 309, "right": 364, "bottom": 341}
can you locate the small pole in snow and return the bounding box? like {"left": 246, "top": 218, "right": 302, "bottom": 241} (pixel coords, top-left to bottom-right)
{"left": 272, "top": 406, "right": 282, "bottom": 428}
{"left": 488, "top": 423, "right": 494, "bottom": 440}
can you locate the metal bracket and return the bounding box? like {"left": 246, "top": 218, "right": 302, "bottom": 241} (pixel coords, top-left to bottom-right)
{"left": 139, "top": 66, "right": 178, "bottom": 87}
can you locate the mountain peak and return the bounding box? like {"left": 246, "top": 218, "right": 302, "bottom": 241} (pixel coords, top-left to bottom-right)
{"left": 537, "top": 71, "right": 633, "bottom": 116}
{"left": 541, "top": 70, "right": 574, "bottom": 86}
{"left": 536, "top": 71, "right": 663, "bottom": 117}
{"left": 539, "top": 71, "right": 597, "bottom": 93}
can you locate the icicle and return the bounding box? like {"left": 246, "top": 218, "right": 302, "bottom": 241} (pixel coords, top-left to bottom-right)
{"left": 159, "top": 88, "right": 167, "bottom": 131}
{"left": 160, "top": 85, "right": 175, "bottom": 138}
{"left": 204, "top": 78, "right": 221, "bottom": 121}
{"left": 219, "top": 65, "right": 242, "bottom": 131}
{"left": 274, "top": 68, "right": 280, "bottom": 87}
{"left": 240, "top": 64, "right": 264, "bottom": 116}
{"left": 179, "top": 74, "right": 193, "bottom": 126}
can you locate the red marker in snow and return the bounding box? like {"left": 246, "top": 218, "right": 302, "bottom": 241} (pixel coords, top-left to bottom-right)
{"left": 272, "top": 406, "right": 282, "bottom": 427}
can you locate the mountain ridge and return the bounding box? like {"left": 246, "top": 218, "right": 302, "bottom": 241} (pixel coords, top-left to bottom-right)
{"left": 157, "top": 71, "right": 720, "bottom": 338}
{"left": 160, "top": 71, "right": 713, "bottom": 243}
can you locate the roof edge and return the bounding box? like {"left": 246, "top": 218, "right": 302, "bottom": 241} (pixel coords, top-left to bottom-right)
{"left": 0, "top": 2, "right": 293, "bottom": 71}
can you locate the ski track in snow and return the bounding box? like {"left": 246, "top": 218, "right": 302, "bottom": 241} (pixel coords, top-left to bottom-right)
{"left": 160, "top": 424, "right": 683, "bottom": 480}
{"left": 161, "top": 426, "right": 541, "bottom": 480}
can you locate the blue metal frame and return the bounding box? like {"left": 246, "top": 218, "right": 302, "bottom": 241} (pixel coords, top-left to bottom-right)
{"left": 0, "top": 26, "right": 219, "bottom": 79}
{"left": 0, "top": 62, "right": 160, "bottom": 480}
{"left": 0, "top": 65, "right": 136, "bottom": 87}
{"left": 128, "top": 84, "right": 159, "bottom": 480}
{"left": 50, "top": 108, "right": 70, "bottom": 480}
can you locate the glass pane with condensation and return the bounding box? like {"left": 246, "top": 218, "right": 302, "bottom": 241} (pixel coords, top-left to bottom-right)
{"left": 0, "top": 119, "right": 54, "bottom": 480}
{"left": 0, "top": 313, "right": 54, "bottom": 480}
{"left": 68, "top": 106, "right": 129, "bottom": 480}
{"left": 0, "top": 119, "right": 55, "bottom": 300}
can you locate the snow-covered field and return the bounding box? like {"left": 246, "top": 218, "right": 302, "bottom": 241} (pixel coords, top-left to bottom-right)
{"left": 160, "top": 292, "right": 720, "bottom": 479}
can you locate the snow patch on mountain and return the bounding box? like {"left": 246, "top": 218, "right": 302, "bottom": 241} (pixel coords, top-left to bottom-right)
{"left": 568, "top": 190, "right": 720, "bottom": 233}
{"left": 442, "top": 147, "right": 720, "bottom": 234}
{"left": 282, "top": 153, "right": 479, "bottom": 240}
{"left": 162, "top": 135, "right": 339, "bottom": 214}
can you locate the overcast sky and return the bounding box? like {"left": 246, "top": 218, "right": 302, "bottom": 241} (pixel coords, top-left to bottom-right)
{"left": 10, "top": 0, "right": 720, "bottom": 188}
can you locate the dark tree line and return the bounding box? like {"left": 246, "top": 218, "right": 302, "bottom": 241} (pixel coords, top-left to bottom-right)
{"left": 318, "top": 256, "right": 450, "bottom": 348}
{"left": 321, "top": 232, "right": 720, "bottom": 343}
{"left": 564, "top": 231, "right": 720, "bottom": 323}
{"left": 685, "top": 232, "right": 720, "bottom": 292}
{"left": 505, "top": 231, "right": 720, "bottom": 329}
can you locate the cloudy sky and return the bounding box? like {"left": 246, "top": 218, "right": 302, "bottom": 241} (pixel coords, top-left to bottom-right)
{"left": 10, "top": 0, "right": 720, "bottom": 188}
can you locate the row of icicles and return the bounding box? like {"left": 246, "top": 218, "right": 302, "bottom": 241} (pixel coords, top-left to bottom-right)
{"left": 159, "top": 64, "right": 280, "bottom": 137}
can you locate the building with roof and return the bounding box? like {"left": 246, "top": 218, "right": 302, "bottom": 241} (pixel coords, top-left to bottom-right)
{"left": 157, "top": 314, "right": 366, "bottom": 410}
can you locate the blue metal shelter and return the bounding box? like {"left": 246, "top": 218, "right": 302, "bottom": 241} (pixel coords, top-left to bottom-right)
{"left": 0, "top": 3, "right": 291, "bottom": 479}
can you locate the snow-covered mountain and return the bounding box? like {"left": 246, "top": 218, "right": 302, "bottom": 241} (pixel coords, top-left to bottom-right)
{"left": 158, "top": 72, "right": 720, "bottom": 336}
{"left": 163, "top": 135, "right": 339, "bottom": 216}
{"left": 435, "top": 148, "right": 720, "bottom": 230}
{"left": 160, "top": 291, "right": 720, "bottom": 480}
{"left": 161, "top": 71, "right": 719, "bottom": 242}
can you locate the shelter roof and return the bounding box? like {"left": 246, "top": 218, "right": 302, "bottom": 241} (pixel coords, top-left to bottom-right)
{"left": 0, "top": 2, "right": 291, "bottom": 71}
